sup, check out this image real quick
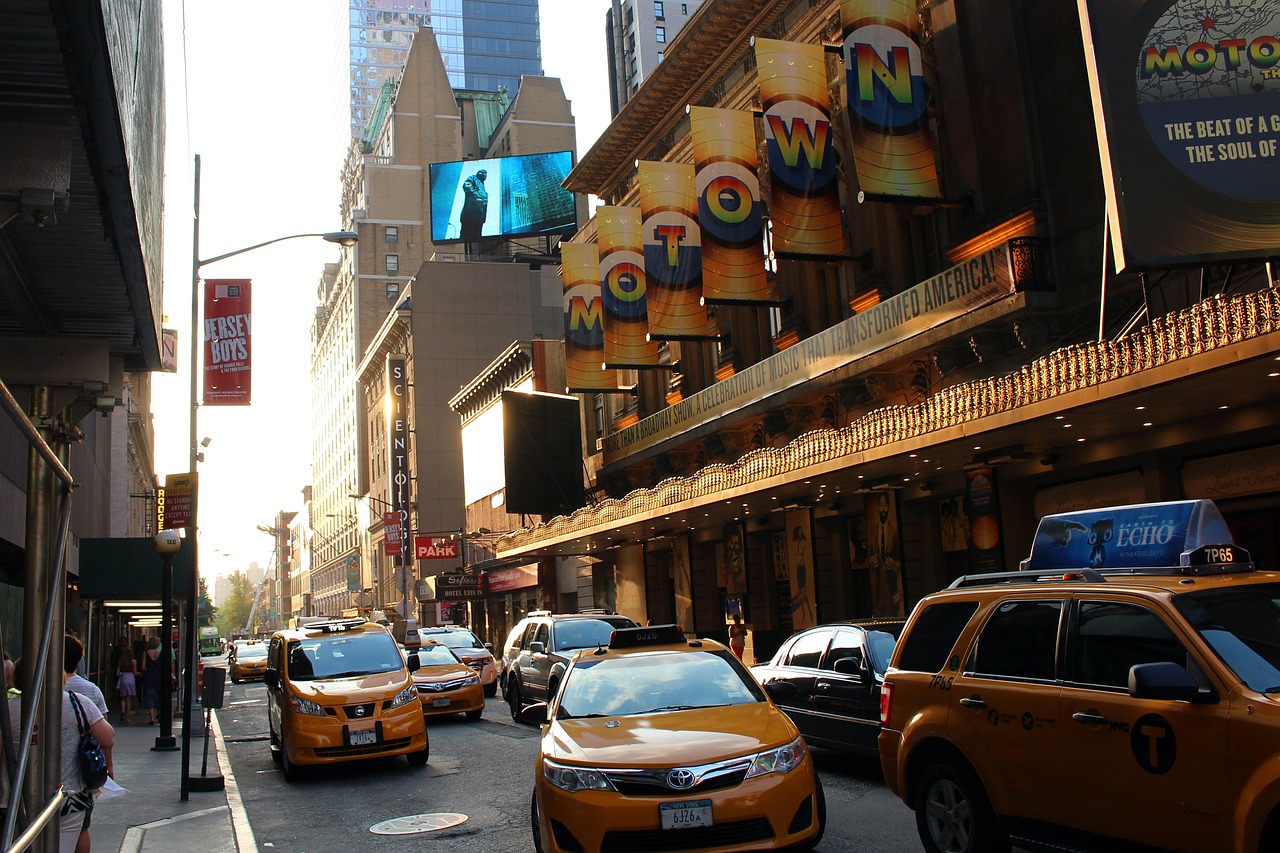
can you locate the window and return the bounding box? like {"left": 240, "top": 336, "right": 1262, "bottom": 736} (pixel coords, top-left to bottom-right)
{"left": 784, "top": 629, "right": 832, "bottom": 669}
{"left": 681, "top": 3, "right": 688, "bottom": 13}
{"left": 896, "top": 601, "right": 978, "bottom": 672}
{"left": 654, "top": 1, "right": 664, "bottom": 17}
{"left": 1074, "top": 601, "right": 1187, "bottom": 689}
{"left": 385, "top": 282, "right": 399, "bottom": 300}
{"left": 970, "top": 600, "right": 1063, "bottom": 681}
{"left": 384, "top": 225, "right": 398, "bottom": 243}
{"left": 655, "top": 25, "right": 666, "bottom": 43}
{"left": 385, "top": 254, "right": 399, "bottom": 274}
{"left": 656, "top": 51, "right": 664, "bottom": 63}
{"left": 822, "top": 629, "right": 865, "bottom": 671}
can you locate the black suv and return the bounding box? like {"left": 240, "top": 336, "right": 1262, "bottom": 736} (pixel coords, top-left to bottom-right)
{"left": 503, "top": 611, "right": 638, "bottom": 721}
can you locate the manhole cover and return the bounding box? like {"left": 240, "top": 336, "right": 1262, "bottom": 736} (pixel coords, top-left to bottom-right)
{"left": 369, "top": 813, "right": 468, "bottom": 835}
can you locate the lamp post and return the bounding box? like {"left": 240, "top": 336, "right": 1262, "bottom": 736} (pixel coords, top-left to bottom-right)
{"left": 182, "top": 154, "right": 357, "bottom": 800}
{"left": 152, "top": 530, "right": 182, "bottom": 752}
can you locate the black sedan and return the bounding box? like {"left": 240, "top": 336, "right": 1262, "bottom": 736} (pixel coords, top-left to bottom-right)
{"left": 751, "top": 619, "right": 905, "bottom": 756}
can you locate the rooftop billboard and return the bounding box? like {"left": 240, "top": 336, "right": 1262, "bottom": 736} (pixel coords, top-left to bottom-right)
{"left": 428, "top": 150, "right": 577, "bottom": 244}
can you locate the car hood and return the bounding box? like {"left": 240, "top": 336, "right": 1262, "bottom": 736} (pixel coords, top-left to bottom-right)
{"left": 413, "top": 663, "right": 475, "bottom": 683}
{"left": 546, "top": 703, "right": 797, "bottom": 767}
{"left": 290, "top": 671, "right": 406, "bottom": 701}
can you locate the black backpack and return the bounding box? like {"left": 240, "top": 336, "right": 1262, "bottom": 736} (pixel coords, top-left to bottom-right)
{"left": 67, "top": 692, "right": 109, "bottom": 790}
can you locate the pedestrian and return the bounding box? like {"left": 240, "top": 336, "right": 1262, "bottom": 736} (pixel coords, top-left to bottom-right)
{"left": 729, "top": 613, "right": 748, "bottom": 660}
{"left": 2, "top": 652, "right": 12, "bottom": 688}
{"left": 114, "top": 647, "right": 138, "bottom": 725}
{"left": 61, "top": 634, "right": 115, "bottom": 853}
{"left": 140, "top": 637, "right": 163, "bottom": 725}
{"left": 107, "top": 637, "right": 127, "bottom": 698}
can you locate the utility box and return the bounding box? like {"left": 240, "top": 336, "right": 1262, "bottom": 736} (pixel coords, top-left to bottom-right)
{"left": 201, "top": 666, "right": 226, "bottom": 709}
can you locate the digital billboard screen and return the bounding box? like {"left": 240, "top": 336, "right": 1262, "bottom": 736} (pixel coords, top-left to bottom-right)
{"left": 428, "top": 151, "right": 577, "bottom": 244}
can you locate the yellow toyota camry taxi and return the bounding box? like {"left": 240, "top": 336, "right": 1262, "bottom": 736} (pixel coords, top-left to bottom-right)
{"left": 523, "top": 624, "right": 825, "bottom": 852}
{"left": 265, "top": 619, "right": 429, "bottom": 781}
{"left": 409, "top": 641, "right": 485, "bottom": 720}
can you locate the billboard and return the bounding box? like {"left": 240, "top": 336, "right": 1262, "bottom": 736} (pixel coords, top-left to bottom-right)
{"left": 503, "top": 390, "right": 584, "bottom": 517}
{"left": 428, "top": 150, "right": 578, "bottom": 244}
{"left": 1078, "top": 0, "right": 1280, "bottom": 270}
{"left": 202, "top": 279, "right": 251, "bottom": 406}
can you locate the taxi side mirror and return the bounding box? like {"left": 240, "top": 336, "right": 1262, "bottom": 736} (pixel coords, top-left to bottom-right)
{"left": 264, "top": 669, "right": 279, "bottom": 690}
{"left": 407, "top": 653, "right": 420, "bottom": 673}
{"left": 832, "top": 657, "right": 866, "bottom": 680}
{"left": 1129, "top": 661, "right": 1200, "bottom": 701}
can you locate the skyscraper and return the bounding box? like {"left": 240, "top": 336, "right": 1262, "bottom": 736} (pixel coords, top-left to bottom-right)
{"left": 349, "top": 0, "right": 544, "bottom": 138}
{"left": 605, "top": 0, "right": 703, "bottom": 116}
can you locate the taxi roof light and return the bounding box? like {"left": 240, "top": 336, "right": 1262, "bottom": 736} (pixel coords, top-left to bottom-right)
{"left": 608, "top": 624, "right": 687, "bottom": 649}
{"left": 303, "top": 617, "right": 369, "bottom": 634}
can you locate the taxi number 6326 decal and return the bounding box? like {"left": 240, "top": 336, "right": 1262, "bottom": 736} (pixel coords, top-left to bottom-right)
{"left": 929, "top": 675, "right": 954, "bottom": 691}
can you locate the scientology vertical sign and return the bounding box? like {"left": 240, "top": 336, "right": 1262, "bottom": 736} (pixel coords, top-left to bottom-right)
{"left": 385, "top": 355, "right": 411, "bottom": 558}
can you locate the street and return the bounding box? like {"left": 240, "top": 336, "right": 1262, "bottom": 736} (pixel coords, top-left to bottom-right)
{"left": 210, "top": 658, "right": 925, "bottom": 852}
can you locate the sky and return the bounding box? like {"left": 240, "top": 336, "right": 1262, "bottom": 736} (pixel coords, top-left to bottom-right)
{"left": 154, "top": 0, "right": 616, "bottom": 581}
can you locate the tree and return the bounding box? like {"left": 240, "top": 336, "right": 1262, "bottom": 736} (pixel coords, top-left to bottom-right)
{"left": 197, "top": 576, "right": 217, "bottom": 626}
{"left": 215, "top": 571, "right": 255, "bottom": 638}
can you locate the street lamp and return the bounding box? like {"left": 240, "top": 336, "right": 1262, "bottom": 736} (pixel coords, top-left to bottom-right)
{"left": 152, "top": 530, "right": 182, "bottom": 753}
{"left": 181, "top": 153, "right": 357, "bottom": 800}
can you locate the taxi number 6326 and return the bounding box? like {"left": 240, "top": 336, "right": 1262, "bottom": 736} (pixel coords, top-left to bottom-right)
{"left": 660, "top": 800, "right": 713, "bottom": 830}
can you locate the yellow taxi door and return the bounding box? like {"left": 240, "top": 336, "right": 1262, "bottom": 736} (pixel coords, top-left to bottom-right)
{"left": 1061, "top": 598, "right": 1231, "bottom": 852}
{"left": 946, "top": 598, "right": 1072, "bottom": 827}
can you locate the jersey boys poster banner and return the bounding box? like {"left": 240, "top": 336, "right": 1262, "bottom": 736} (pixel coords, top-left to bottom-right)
{"left": 689, "top": 106, "right": 771, "bottom": 303}
{"left": 203, "top": 279, "right": 251, "bottom": 406}
{"left": 597, "top": 205, "right": 660, "bottom": 369}
{"left": 637, "top": 161, "right": 711, "bottom": 340}
{"left": 1078, "top": 0, "right": 1280, "bottom": 270}
{"left": 560, "top": 242, "right": 615, "bottom": 392}
{"left": 840, "top": 0, "right": 943, "bottom": 200}
{"left": 754, "top": 38, "right": 848, "bottom": 257}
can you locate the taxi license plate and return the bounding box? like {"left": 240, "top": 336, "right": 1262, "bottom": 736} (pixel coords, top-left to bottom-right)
{"left": 660, "top": 800, "right": 712, "bottom": 830}
{"left": 349, "top": 729, "right": 377, "bottom": 746}
{"left": 432, "top": 697, "right": 451, "bottom": 707}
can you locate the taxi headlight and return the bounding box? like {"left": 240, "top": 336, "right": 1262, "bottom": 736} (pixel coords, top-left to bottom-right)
{"left": 390, "top": 684, "right": 419, "bottom": 709}
{"left": 543, "top": 758, "right": 615, "bottom": 793}
{"left": 289, "top": 694, "right": 326, "bottom": 717}
{"left": 745, "top": 736, "right": 806, "bottom": 778}
{"left": 461, "top": 674, "right": 480, "bottom": 687}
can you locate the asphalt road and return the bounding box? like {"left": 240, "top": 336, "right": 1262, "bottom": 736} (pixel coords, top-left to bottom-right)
{"left": 211, "top": 657, "right": 925, "bottom": 852}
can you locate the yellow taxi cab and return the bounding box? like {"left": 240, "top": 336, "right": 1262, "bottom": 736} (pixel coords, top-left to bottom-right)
{"left": 523, "top": 623, "right": 825, "bottom": 852}
{"left": 879, "top": 499, "right": 1280, "bottom": 853}
{"left": 264, "top": 618, "right": 429, "bottom": 781}
{"left": 229, "top": 640, "right": 267, "bottom": 683}
{"left": 410, "top": 641, "right": 485, "bottom": 720}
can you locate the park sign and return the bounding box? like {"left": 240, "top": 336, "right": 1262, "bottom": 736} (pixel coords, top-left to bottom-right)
{"left": 416, "top": 536, "right": 459, "bottom": 560}
{"left": 436, "top": 573, "right": 483, "bottom": 600}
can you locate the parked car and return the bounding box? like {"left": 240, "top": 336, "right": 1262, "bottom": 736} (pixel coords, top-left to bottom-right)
{"left": 409, "top": 641, "right": 485, "bottom": 720}
{"left": 880, "top": 499, "right": 1280, "bottom": 853}
{"left": 523, "top": 624, "right": 825, "bottom": 852}
{"left": 417, "top": 626, "right": 498, "bottom": 697}
{"left": 750, "top": 619, "right": 905, "bottom": 756}
{"left": 502, "top": 610, "right": 638, "bottom": 720}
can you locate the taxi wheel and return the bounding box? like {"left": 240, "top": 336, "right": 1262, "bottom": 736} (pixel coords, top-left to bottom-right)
{"left": 466, "top": 709, "right": 483, "bottom": 721}
{"left": 530, "top": 792, "right": 545, "bottom": 853}
{"left": 280, "top": 746, "right": 303, "bottom": 782}
{"left": 407, "top": 740, "right": 430, "bottom": 766}
{"left": 508, "top": 679, "right": 523, "bottom": 722}
{"left": 914, "top": 758, "right": 1008, "bottom": 853}
{"left": 268, "top": 723, "right": 282, "bottom": 761}
{"left": 798, "top": 773, "right": 826, "bottom": 850}
{"left": 483, "top": 681, "right": 497, "bottom": 698}
{"left": 230, "top": 673, "right": 239, "bottom": 684}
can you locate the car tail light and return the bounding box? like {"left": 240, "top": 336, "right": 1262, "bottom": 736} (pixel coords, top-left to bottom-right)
{"left": 879, "top": 681, "right": 894, "bottom": 727}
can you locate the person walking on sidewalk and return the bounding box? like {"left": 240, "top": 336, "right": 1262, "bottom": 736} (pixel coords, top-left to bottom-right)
{"left": 114, "top": 647, "right": 138, "bottom": 725}
{"left": 62, "top": 635, "right": 116, "bottom": 853}
{"left": 140, "top": 638, "right": 163, "bottom": 725}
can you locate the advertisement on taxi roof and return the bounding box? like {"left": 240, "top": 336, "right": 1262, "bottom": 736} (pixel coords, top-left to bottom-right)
{"left": 1024, "top": 500, "right": 1234, "bottom": 571}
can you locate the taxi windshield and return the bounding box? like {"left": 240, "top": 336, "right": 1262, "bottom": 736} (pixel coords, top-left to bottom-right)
{"left": 414, "top": 643, "right": 463, "bottom": 666}
{"left": 236, "top": 644, "right": 267, "bottom": 659}
{"left": 286, "top": 633, "right": 404, "bottom": 681}
{"left": 1174, "top": 582, "right": 1280, "bottom": 693}
{"left": 556, "top": 649, "right": 766, "bottom": 719}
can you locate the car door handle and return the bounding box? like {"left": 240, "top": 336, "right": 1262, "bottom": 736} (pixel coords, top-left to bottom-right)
{"left": 1072, "top": 711, "right": 1109, "bottom": 725}
{"left": 958, "top": 696, "right": 987, "bottom": 709}
{"left": 815, "top": 681, "right": 831, "bottom": 690}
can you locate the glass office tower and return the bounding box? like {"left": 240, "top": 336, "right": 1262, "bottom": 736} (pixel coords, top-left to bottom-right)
{"left": 350, "top": 0, "right": 543, "bottom": 139}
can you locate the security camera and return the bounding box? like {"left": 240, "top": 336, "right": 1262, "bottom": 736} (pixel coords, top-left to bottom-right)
{"left": 95, "top": 396, "right": 118, "bottom": 417}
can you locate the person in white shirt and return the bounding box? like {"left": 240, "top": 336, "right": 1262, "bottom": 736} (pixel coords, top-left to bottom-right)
{"left": 61, "top": 635, "right": 115, "bottom": 853}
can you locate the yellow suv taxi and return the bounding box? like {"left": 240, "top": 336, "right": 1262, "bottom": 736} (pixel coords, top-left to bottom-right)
{"left": 265, "top": 618, "right": 429, "bottom": 781}
{"left": 879, "top": 499, "right": 1280, "bottom": 853}
{"left": 522, "top": 624, "right": 825, "bottom": 852}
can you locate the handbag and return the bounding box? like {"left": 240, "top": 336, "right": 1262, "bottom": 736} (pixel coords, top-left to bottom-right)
{"left": 67, "top": 692, "right": 109, "bottom": 790}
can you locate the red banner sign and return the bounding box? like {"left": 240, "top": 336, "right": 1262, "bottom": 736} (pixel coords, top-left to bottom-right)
{"left": 203, "top": 279, "right": 252, "bottom": 405}
{"left": 415, "top": 536, "right": 458, "bottom": 560}
{"left": 383, "top": 512, "right": 403, "bottom": 557}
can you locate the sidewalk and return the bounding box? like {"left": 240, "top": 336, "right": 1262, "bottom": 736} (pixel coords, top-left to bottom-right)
{"left": 90, "top": 709, "right": 250, "bottom": 853}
